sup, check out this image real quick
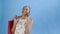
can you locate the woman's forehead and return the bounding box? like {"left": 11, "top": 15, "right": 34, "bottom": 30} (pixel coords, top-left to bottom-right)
{"left": 24, "top": 7, "right": 29, "bottom": 9}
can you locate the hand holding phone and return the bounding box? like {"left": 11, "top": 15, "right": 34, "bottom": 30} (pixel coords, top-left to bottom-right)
{"left": 25, "top": 11, "right": 30, "bottom": 17}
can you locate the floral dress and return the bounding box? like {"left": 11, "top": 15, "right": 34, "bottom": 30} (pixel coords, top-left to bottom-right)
{"left": 14, "top": 18, "right": 27, "bottom": 34}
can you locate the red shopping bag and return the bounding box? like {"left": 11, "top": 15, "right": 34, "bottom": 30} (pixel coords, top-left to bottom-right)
{"left": 8, "top": 20, "right": 14, "bottom": 34}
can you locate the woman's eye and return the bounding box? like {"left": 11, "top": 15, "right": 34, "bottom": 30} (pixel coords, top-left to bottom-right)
{"left": 26, "top": 9, "right": 28, "bottom": 10}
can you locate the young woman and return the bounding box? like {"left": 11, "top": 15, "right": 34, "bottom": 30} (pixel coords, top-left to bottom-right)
{"left": 11, "top": 6, "right": 33, "bottom": 34}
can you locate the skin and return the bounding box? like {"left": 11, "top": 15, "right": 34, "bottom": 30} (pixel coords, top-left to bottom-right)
{"left": 11, "top": 6, "right": 33, "bottom": 34}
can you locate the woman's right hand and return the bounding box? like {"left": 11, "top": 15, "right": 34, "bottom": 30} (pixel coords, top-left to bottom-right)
{"left": 14, "top": 18, "right": 17, "bottom": 24}
{"left": 14, "top": 15, "right": 18, "bottom": 24}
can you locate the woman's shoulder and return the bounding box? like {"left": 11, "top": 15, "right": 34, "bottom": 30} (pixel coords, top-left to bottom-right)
{"left": 29, "top": 18, "right": 33, "bottom": 21}
{"left": 28, "top": 17, "right": 33, "bottom": 23}
{"left": 14, "top": 16, "right": 22, "bottom": 20}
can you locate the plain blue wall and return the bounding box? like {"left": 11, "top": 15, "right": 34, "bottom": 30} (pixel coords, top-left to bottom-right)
{"left": 0, "top": 0, "right": 2, "bottom": 32}
{"left": 0, "top": 0, "right": 3, "bottom": 34}
{"left": 0, "top": 0, "right": 60, "bottom": 34}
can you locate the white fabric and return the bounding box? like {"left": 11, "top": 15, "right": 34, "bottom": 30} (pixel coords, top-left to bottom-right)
{"left": 14, "top": 18, "right": 27, "bottom": 34}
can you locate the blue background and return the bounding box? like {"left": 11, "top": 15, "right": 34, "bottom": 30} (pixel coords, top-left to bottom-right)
{"left": 0, "top": 0, "right": 60, "bottom": 34}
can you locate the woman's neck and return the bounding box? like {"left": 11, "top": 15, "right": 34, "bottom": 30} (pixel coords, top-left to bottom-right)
{"left": 21, "top": 15, "right": 26, "bottom": 19}
{"left": 21, "top": 15, "right": 30, "bottom": 19}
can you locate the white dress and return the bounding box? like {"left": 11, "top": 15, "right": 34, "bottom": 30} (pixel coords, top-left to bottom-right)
{"left": 14, "top": 18, "right": 27, "bottom": 34}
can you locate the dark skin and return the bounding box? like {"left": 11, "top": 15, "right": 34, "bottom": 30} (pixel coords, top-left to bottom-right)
{"left": 11, "top": 6, "right": 32, "bottom": 34}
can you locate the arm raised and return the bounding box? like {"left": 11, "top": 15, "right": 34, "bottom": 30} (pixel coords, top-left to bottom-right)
{"left": 25, "top": 18, "right": 33, "bottom": 34}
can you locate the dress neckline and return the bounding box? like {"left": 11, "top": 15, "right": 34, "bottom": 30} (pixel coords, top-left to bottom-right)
{"left": 18, "top": 18, "right": 27, "bottom": 20}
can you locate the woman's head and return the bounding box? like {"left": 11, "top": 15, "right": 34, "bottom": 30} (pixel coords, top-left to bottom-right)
{"left": 22, "top": 6, "right": 30, "bottom": 17}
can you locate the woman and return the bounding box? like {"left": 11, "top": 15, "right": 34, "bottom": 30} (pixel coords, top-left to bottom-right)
{"left": 11, "top": 6, "right": 33, "bottom": 34}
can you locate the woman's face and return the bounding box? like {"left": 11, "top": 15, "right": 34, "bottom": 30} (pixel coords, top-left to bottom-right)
{"left": 22, "top": 7, "right": 30, "bottom": 16}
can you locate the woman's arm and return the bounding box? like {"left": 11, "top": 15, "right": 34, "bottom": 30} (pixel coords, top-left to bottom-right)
{"left": 11, "top": 18, "right": 18, "bottom": 34}
{"left": 25, "top": 18, "right": 33, "bottom": 34}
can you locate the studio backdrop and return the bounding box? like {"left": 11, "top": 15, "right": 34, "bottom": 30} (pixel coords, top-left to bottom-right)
{"left": 0, "top": 0, "right": 60, "bottom": 34}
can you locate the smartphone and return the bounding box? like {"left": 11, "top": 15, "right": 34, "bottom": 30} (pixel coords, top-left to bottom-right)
{"left": 25, "top": 11, "right": 29, "bottom": 16}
